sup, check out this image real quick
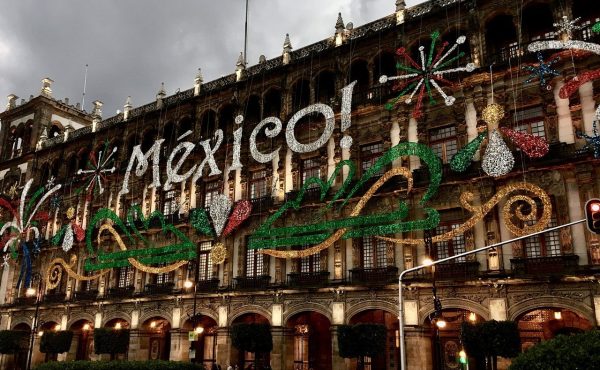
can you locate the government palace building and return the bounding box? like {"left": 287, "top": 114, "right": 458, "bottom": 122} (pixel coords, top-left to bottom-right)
{"left": 0, "top": 0, "right": 598, "bottom": 369}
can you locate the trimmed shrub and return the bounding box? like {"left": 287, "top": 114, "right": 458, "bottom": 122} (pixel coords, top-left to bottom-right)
{"left": 0, "top": 330, "right": 27, "bottom": 354}
{"left": 93, "top": 328, "right": 130, "bottom": 355}
{"left": 461, "top": 320, "right": 520, "bottom": 370}
{"left": 509, "top": 330, "right": 600, "bottom": 370}
{"left": 35, "top": 360, "right": 204, "bottom": 370}
{"left": 337, "top": 324, "right": 387, "bottom": 358}
{"left": 40, "top": 330, "right": 73, "bottom": 354}
{"left": 230, "top": 323, "right": 273, "bottom": 354}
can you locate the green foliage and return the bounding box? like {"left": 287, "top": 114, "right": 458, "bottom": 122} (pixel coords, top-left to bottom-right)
{"left": 461, "top": 320, "right": 521, "bottom": 362}
{"left": 35, "top": 361, "right": 204, "bottom": 370}
{"left": 509, "top": 330, "right": 600, "bottom": 370}
{"left": 0, "top": 330, "right": 27, "bottom": 354}
{"left": 93, "top": 328, "right": 130, "bottom": 355}
{"left": 40, "top": 330, "right": 74, "bottom": 354}
{"left": 337, "top": 324, "right": 387, "bottom": 359}
{"left": 230, "top": 323, "right": 273, "bottom": 354}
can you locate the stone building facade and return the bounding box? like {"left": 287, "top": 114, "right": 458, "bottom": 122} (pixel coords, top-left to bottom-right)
{"left": 0, "top": 0, "right": 599, "bottom": 369}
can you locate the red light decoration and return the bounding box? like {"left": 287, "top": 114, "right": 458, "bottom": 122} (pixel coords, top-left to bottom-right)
{"left": 221, "top": 200, "right": 252, "bottom": 238}
{"left": 500, "top": 128, "right": 550, "bottom": 159}
{"left": 559, "top": 69, "right": 600, "bottom": 99}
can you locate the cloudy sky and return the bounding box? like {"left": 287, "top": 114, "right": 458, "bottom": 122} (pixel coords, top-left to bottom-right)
{"left": 0, "top": 0, "right": 426, "bottom": 117}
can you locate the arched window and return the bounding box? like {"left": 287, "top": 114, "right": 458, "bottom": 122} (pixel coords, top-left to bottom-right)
{"left": 244, "top": 95, "right": 261, "bottom": 124}
{"left": 350, "top": 59, "right": 370, "bottom": 91}
{"left": 373, "top": 51, "right": 396, "bottom": 84}
{"left": 522, "top": 3, "right": 555, "bottom": 42}
{"left": 485, "top": 14, "right": 518, "bottom": 63}
{"left": 291, "top": 79, "right": 310, "bottom": 111}
{"left": 314, "top": 70, "right": 336, "bottom": 104}
{"left": 200, "top": 110, "right": 217, "bottom": 141}
{"left": 263, "top": 88, "right": 282, "bottom": 118}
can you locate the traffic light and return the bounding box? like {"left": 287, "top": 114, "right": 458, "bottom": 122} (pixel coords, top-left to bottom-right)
{"left": 585, "top": 198, "right": 600, "bottom": 234}
{"left": 458, "top": 350, "right": 468, "bottom": 365}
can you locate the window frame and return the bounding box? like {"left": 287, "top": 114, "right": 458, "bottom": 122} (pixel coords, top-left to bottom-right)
{"left": 429, "top": 125, "right": 459, "bottom": 164}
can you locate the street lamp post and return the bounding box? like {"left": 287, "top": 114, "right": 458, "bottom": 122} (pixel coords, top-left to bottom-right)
{"left": 186, "top": 242, "right": 201, "bottom": 363}
{"left": 25, "top": 272, "right": 43, "bottom": 370}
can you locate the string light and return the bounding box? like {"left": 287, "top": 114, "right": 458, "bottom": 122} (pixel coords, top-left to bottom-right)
{"left": 522, "top": 52, "right": 560, "bottom": 89}
{"left": 500, "top": 128, "right": 549, "bottom": 158}
{"left": 46, "top": 255, "right": 109, "bottom": 290}
{"left": 209, "top": 194, "right": 232, "bottom": 237}
{"left": 481, "top": 103, "right": 504, "bottom": 127}
{"left": 553, "top": 16, "right": 582, "bottom": 40}
{"left": 576, "top": 121, "right": 600, "bottom": 158}
{"left": 210, "top": 242, "right": 227, "bottom": 265}
{"left": 222, "top": 200, "right": 252, "bottom": 237}
{"left": 450, "top": 131, "right": 487, "bottom": 172}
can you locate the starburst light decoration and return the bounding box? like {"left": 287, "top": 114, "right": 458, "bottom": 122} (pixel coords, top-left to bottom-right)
{"left": 576, "top": 121, "right": 600, "bottom": 158}
{"left": 379, "top": 31, "right": 475, "bottom": 119}
{"left": 77, "top": 142, "right": 117, "bottom": 200}
{"left": 553, "top": 15, "right": 581, "bottom": 40}
{"left": 523, "top": 52, "right": 560, "bottom": 89}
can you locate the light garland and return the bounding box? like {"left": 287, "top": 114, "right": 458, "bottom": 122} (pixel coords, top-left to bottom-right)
{"left": 482, "top": 129, "right": 515, "bottom": 177}
{"left": 164, "top": 132, "right": 196, "bottom": 191}
{"left": 210, "top": 242, "right": 227, "bottom": 265}
{"left": 250, "top": 117, "right": 282, "bottom": 163}
{"left": 553, "top": 16, "right": 581, "bottom": 39}
{"left": 380, "top": 31, "right": 475, "bottom": 119}
{"left": 255, "top": 142, "right": 443, "bottom": 258}
{"left": 51, "top": 207, "right": 85, "bottom": 252}
{"left": 285, "top": 103, "right": 335, "bottom": 153}
{"left": 378, "top": 182, "right": 552, "bottom": 245}
{"left": 222, "top": 200, "right": 252, "bottom": 237}
{"left": 76, "top": 142, "right": 117, "bottom": 200}
{"left": 481, "top": 103, "right": 504, "bottom": 127}
{"left": 46, "top": 255, "right": 109, "bottom": 290}
{"left": 559, "top": 69, "right": 600, "bottom": 99}
{"left": 209, "top": 194, "right": 232, "bottom": 237}
{"left": 576, "top": 121, "right": 600, "bottom": 158}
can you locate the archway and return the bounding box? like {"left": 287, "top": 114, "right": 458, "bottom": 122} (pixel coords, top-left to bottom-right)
{"left": 141, "top": 317, "right": 171, "bottom": 361}
{"left": 68, "top": 319, "right": 94, "bottom": 361}
{"left": 349, "top": 309, "right": 399, "bottom": 370}
{"left": 103, "top": 318, "right": 130, "bottom": 360}
{"left": 286, "top": 311, "right": 331, "bottom": 370}
{"left": 516, "top": 308, "right": 593, "bottom": 351}
{"left": 183, "top": 314, "right": 218, "bottom": 367}
{"left": 231, "top": 312, "right": 271, "bottom": 369}
{"left": 9, "top": 323, "right": 30, "bottom": 370}
{"left": 423, "top": 308, "right": 483, "bottom": 370}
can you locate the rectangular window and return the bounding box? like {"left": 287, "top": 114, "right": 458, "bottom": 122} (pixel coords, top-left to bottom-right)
{"left": 301, "top": 158, "right": 321, "bottom": 188}
{"left": 198, "top": 241, "right": 213, "bottom": 281}
{"left": 300, "top": 246, "right": 321, "bottom": 273}
{"left": 429, "top": 125, "right": 458, "bottom": 164}
{"left": 362, "top": 236, "right": 387, "bottom": 269}
{"left": 361, "top": 142, "right": 385, "bottom": 176}
{"left": 162, "top": 189, "right": 178, "bottom": 215}
{"left": 581, "top": 18, "right": 600, "bottom": 40}
{"left": 117, "top": 266, "right": 134, "bottom": 288}
{"left": 246, "top": 246, "right": 264, "bottom": 277}
{"left": 524, "top": 214, "right": 560, "bottom": 257}
{"left": 434, "top": 222, "right": 466, "bottom": 262}
{"left": 250, "top": 169, "right": 269, "bottom": 199}
{"left": 203, "top": 181, "right": 220, "bottom": 209}
{"left": 514, "top": 106, "right": 546, "bottom": 138}
{"left": 155, "top": 264, "right": 172, "bottom": 285}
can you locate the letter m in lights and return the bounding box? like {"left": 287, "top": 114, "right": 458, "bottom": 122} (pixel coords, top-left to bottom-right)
{"left": 585, "top": 198, "right": 600, "bottom": 234}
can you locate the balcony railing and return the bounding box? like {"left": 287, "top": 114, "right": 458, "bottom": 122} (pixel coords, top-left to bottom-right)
{"left": 285, "top": 187, "right": 322, "bottom": 203}
{"left": 72, "top": 289, "right": 99, "bottom": 301}
{"left": 106, "top": 285, "right": 135, "bottom": 299}
{"left": 287, "top": 271, "right": 330, "bottom": 288}
{"left": 196, "top": 278, "right": 220, "bottom": 292}
{"left": 13, "top": 296, "right": 36, "bottom": 306}
{"left": 233, "top": 275, "right": 271, "bottom": 290}
{"left": 350, "top": 266, "right": 399, "bottom": 285}
{"left": 143, "top": 282, "right": 175, "bottom": 296}
{"left": 43, "top": 292, "right": 66, "bottom": 303}
{"left": 434, "top": 261, "right": 480, "bottom": 280}
{"left": 510, "top": 255, "right": 579, "bottom": 276}
{"left": 250, "top": 196, "right": 274, "bottom": 213}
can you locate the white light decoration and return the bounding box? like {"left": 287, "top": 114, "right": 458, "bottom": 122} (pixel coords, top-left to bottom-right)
{"left": 230, "top": 115, "right": 244, "bottom": 170}
{"left": 164, "top": 131, "right": 196, "bottom": 191}
{"left": 528, "top": 40, "right": 600, "bottom": 56}
{"left": 482, "top": 129, "right": 515, "bottom": 177}
{"left": 250, "top": 117, "right": 282, "bottom": 163}
{"left": 285, "top": 103, "right": 335, "bottom": 153}
{"left": 553, "top": 16, "right": 581, "bottom": 40}
{"left": 340, "top": 81, "right": 357, "bottom": 149}
{"left": 209, "top": 194, "right": 233, "bottom": 236}
{"left": 192, "top": 129, "right": 224, "bottom": 183}
{"left": 119, "top": 139, "right": 165, "bottom": 196}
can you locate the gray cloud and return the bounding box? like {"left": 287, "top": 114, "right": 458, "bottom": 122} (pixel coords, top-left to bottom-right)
{"left": 0, "top": 0, "right": 425, "bottom": 116}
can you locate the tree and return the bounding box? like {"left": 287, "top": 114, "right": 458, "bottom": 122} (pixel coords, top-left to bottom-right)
{"left": 230, "top": 323, "right": 273, "bottom": 369}
{"left": 509, "top": 330, "right": 600, "bottom": 370}
{"left": 0, "top": 330, "right": 27, "bottom": 354}
{"left": 338, "top": 324, "right": 387, "bottom": 370}
{"left": 461, "top": 321, "right": 520, "bottom": 370}
{"left": 93, "top": 328, "right": 130, "bottom": 359}
{"left": 40, "top": 330, "right": 74, "bottom": 355}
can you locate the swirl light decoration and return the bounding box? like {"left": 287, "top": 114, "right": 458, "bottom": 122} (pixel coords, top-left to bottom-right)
{"left": 377, "top": 182, "right": 552, "bottom": 246}
{"left": 46, "top": 255, "right": 109, "bottom": 290}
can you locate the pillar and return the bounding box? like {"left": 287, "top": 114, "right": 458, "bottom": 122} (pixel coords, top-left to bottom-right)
{"left": 128, "top": 329, "right": 142, "bottom": 360}
{"left": 170, "top": 329, "right": 184, "bottom": 361}
{"left": 554, "top": 79, "right": 574, "bottom": 143}
{"left": 405, "top": 327, "right": 433, "bottom": 370}
{"left": 216, "top": 327, "right": 231, "bottom": 367}
{"left": 489, "top": 298, "right": 507, "bottom": 321}
{"left": 330, "top": 326, "right": 348, "bottom": 370}
{"left": 579, "top": 81, "right": 595, "bottom": 135}
{"left": 271, "top": 326, "right": 285, "bottom": 370}
{"left": 566, "top": 178, "right": 589, "bottom": 264}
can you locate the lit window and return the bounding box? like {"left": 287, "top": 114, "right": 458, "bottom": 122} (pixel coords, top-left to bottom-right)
{"left": 361, "top": 143, "right": 385, "bottom": 176}
{"left": 246, "top": 245, "right": 264, "bottom": 277}
{"left": 117, "top": 266, "right": 134, "bottom": 288}
{"left": 514, "top": 106, "right": 546, "bottom": 138}
{"left": 362, "top": 236, "right": 387, "bottom": 269}
{"left": 250, "top": 170, "right": 269, "bottom": 199}
{"left": 301, "top": 158, "right": 321, "bottom": 188}
{"left": 162, "top": 190, "right": 178, "bottom": 215}
{"left": 434, "top": 222, "right": 466, "bottom": 262}
{"left": 203, "top": 181, "right": 220, "bottom": 208}
{"left": 300, "top": 246, "right": 320, "bottom": 274}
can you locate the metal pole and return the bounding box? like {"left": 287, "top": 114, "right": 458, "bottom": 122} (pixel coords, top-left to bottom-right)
{"left": 26, "top": 274, "right": 42, "bottom": 370}
{"left": 190, "top": 242, "right": 201, "bottom": 362}
{"left": 398, "top": 219, "right": 585, "bottom": 370}
{"left": 243, "top": 0, "right": 249, "bottom": 66}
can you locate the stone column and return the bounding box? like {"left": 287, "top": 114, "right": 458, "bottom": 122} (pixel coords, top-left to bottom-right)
{"left": 405, "top": 327, "right": 433, "bottom": 370}
{"left": 330, "top": 326, "right": 348, "bottom": 370}
{"left": 554, "top": 79, "right": 574, "bottom": 143}
{"left": 579, "top": 81, "right": 595, "bottom": 135}
{"left": 489, "top": 298, "right": 507, "bottom": 321}
{"left": 408, "top": 118, "right": 420, "bottom": 170}
{"left": 216, "top": 327, "right": 231, "bottom": 367}
{"left": 270, "top": 326, "right": 285, "bottom": 370}
{"left": 128, "top": 329, "right": 142, "bottom": 361}
{"left": 565, "top": 177, "right": 588, "bottom": 264}
{"left": 170, "top": 329, "right": 184, "bottom": 361}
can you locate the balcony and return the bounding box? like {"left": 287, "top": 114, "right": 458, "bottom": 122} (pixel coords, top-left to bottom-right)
{"left": 350, "top": 266, "right": 399, "bottom": 285}
{"left": 196, "top": 278, "right": 220, "bottom": 292}
{"left": 287, "top": 271, "right": 330, "bottom": 288}
{"left": 434, "top": 261, "right": 480, "bottom": 280}
{"left": 106, "top": 285, "right": 135, "bottom": 299}
{"left": 13, "top": 296, "right": 36, "bottom": 307}
{"left": 250, "top": 196, "right": 274, "bottom": 214}
{"left": 143, "top": 282, "right": 175, "bottom": 296}
{"left": 510, "top": 255, "right": 579, "bottom": 276}
{"left": 285, "top": 187, "right": 322, "bottom": 204}
{"left": 233, "top": 275, "right": 271, "bottom": 290}
{"left": 43, "top": 292, "right": 66, "bottom": 304}
{"left": 72, "top": 289, "right": 99, "bottom": 301}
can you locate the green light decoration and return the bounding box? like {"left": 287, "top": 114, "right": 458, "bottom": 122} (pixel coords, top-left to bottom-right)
{"left": 190, "top": 208, "right": 214, "bottom": 237}
{"left": 84, "top": 205, "right": 195, "bottom": 271}
{"left": 450, "top": 131, "right": 487, "bottom": 172}
{"left": 249, "top": 142, "right": 442, "bottom": 251}
{"left": 593, "top": 22, "right": 600, "bottom": 34}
